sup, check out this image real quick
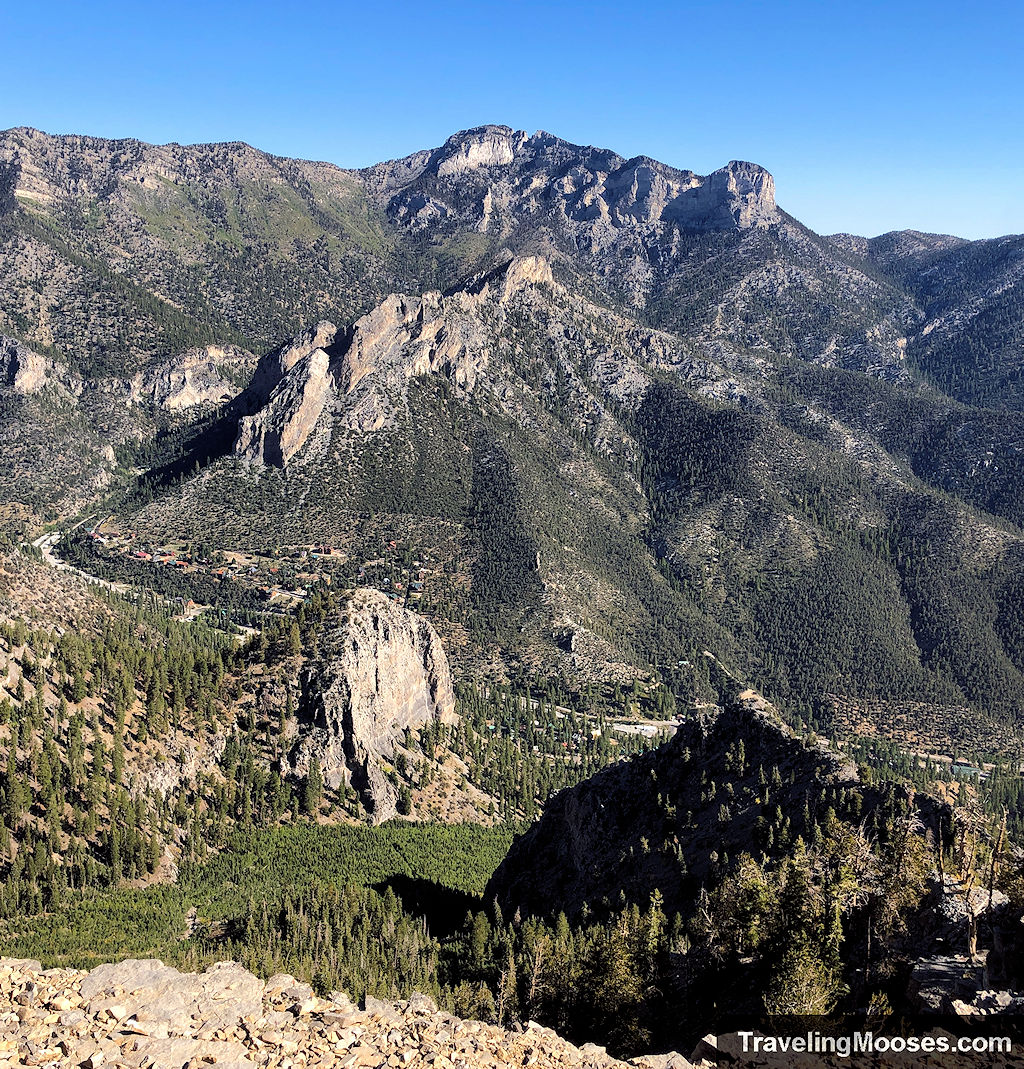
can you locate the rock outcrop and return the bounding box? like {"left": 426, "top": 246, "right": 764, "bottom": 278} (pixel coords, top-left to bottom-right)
{"left": 335, "top": 255, "right": 552, "bottom": 403}
{"left": 290, "top": 589, "right": 457, "bottom": 823}
{"left": 234, "top": 320, "right": 340, "bottom": 465}
{"left": 0, "top": 335, "right": 72, "bottom": 395}
{"left": 133, "top": 344, "right": 256, "bottom": 410}
{"left": 236, "top": 346, "right": 335, "bottom": 466}
{"left": 435, "top": 126, "right": 526, "bottom": 176}
{"left": 2, "top": 336, "right": 253, "bottom": 411}
{"left": 0, "top": 957, "right": 664, "bottom": 1069}
{"left": 675, "top": 160, "right": 778, "bottom": 230}
{"left": 487, "top": 695, "right": 867, "bottom": 922}
{"left": 244, "top": 320, "right": 339, "bottom": 404}
{"left": 235, "top": 257, "right": 555, "bottom": 463}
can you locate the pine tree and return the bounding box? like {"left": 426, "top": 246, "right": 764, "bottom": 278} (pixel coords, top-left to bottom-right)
{"left": 302, "top": 757, "right": 323, "bottom": 816}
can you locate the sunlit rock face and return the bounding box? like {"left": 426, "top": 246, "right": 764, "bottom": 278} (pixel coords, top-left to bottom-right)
{"left": 289, "top": 590, "right": 457, "bottom": 823}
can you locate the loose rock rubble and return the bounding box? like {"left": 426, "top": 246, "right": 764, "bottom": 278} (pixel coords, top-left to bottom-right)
{"left": 950, "top": 987, "right": 1024, "bottom": 1017}
{"left": 0, "top": 958, "right": 701, "bottom": 1069}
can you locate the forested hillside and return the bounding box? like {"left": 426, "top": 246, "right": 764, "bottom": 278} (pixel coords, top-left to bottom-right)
{"left": 0, "top": 552, "right": 660, "bottom": 920}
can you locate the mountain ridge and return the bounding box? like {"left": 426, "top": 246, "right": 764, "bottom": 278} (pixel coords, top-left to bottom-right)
{"left": 5, "top": 121, "right": 1024, "bottom": 748}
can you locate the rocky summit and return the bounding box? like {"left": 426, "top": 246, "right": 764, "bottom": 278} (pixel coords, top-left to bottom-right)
{"left": 0, "top": 957, "right": 702, "bottom": 1069}
{"left": 365, "top": 125, "right": 779, "bottom": 236}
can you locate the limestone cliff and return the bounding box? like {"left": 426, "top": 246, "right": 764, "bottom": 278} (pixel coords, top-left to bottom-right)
{"left": 236, "top": 346, "right": 335, "bottom": 465}
{"left": 435, "top": 125, "right": 526, "bottom": 176}
{"left": 1, "top": 334, "right": 253, "bottom": 411}
{"left": 234, "top": 256, "right": 555, "bottom": 463}
{"left": 245, "top": 320, "right": 339, "bottom": 404}
{"left": 0, "top": 335, "right": 75, "bottom": 395}
{"left": 673, "top": 160, "right": 778, "bottom": 229}
{"left": 234, "top": 320, "right": 341, "bottom": 464}
{"left": 334, "top": 254, "right": 554, "bottom": 410}
{"left": 290, "top": 589, "right": 457, "bottom": 823}
{"left": 366, "top": 125, "right": 779, "bottom": 236}
{"left": 131, "top": 344, "right": 256, "bottom": 410}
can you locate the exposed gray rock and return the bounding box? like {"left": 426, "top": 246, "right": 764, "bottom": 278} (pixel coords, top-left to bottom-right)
{"left": 128, "top": 1035, "right": 255, "bottom": 1068}
{"left": 363, "top": 993, "right": 403, "bottom": 1020}
{"left": 0, "top": 335, "right": 75, "bottom": 395}
{"left": 128, "top": 729, "right": 227, "bottom": 800}
{"left": 290, "top": 589, "right": 457, "bottom": 822}
{"left": 406, "top": 992, "right": 439, "bottom": 1016}
{"left": 245, "top": 320, "right": 339, "bottom": 403}
{"left": 487, "top": 693, "right": 862, "bottom": 922}
{"left": 1, "top": 957, "right": 638, "bottom": 1069}
{"left": 236, "top": 345, "right": 334, "bottom": 465}
{"left": 631, "top": 1053, "right": 695, "bottom": 1069}
{"left": 79, "top": 958, "right": 264, "bottom": 1032}
{"left": 0, "top": 957, "right": 42, "bottom": 972}
{"left": 367, "top": 125, "right": 779, "bottom": 237}
{"left": 235, "top": 256, "right": 556, "bottom": 463}
{"left": 909, "top": 954, "right": 986, "bottom": 1012}
{"left": 688, "top": 1036, "right": 722, "bottom": 1066}
{"left": 436, "top": 126, "right": 526, "bottom": 176}
{"left": 338, "top": 255, "right": 551, "bottom": 395}
{"left": 334, "top": 254, "right": 552, "bottom": 427}
{"left": 928, "top": 873, "right": 1010, "bottom": 943}
{"left": 132, "top": 343, "right": 256, "bottom": 410}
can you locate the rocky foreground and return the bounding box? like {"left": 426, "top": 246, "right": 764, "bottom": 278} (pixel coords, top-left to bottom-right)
{"left": 0, "top": 959, "right": 700, "bottom": 1069}
{"left": 11, "top": 956, "right": 1021, "bottom": 1068}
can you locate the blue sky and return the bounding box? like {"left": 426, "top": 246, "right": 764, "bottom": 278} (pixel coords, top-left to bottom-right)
{"left": 2, "top": 0, "right": 1021, "bottom": 238}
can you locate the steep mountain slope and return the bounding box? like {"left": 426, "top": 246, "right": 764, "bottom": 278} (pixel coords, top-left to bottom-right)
{"left": 5, "top": 122, "right": 1024, "bottom": 749}
{"left": 3, "top": 121, "right": 1019, "bottom": 407}
{"left": 861, "top": 230, "right": 1024, "bottom": 409}
{"left": 88, "top": 253, "right": 1024, "bottom": 746}
{"left": 9, "top": 121, "right": 1024, "bottom": 1063}
{"left": 488, "top": 692, "right": 868, "bottom": 921}
{"left": 0, "top": 127, "right": 400, "bottom": 374}
{"left": 0, "top": 332, "right": 256, "bottom": 538}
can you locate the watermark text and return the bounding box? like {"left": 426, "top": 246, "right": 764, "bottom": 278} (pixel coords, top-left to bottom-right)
{"left": 736, "top": 1030, "right": 1013, "bottom": 1058}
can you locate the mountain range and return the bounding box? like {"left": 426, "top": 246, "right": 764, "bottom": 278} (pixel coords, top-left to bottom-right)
{"left": 3, "top": 122, "right": 1024, "bottom": 1049}
{"left": 4, "top": 123, "right": 1024, "bottom": 753}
